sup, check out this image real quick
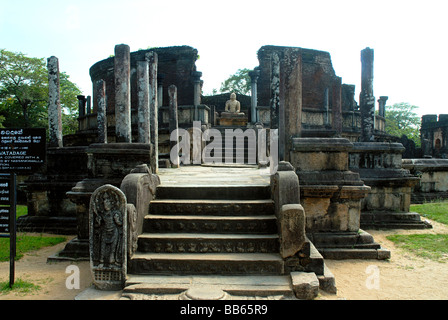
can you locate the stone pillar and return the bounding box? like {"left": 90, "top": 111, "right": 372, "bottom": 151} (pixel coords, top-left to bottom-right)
{"left": 86, "top": 96, "right": 92, "bottom": 114}
{"left": 279, "top": 48, "right": 302, "bottom": 162}
{"left": 270, "top": 52, "right": 281, "bottom": 130}
{"left": 360, "top": 47, "right": 375, "bottom": 142}
{"left": 147, "top": 52, "right": 158, "bottom": 173}
{"left": 157, "top": 74, "right": 164, "bottom": 107}
{"left": 192, "top": 71, "right": 202, "bottom": 122}
{"left": 249, "top": 68, "right": 260, "bottom": 123}
{"left": 168, "top": 85, "right": 179, "bottom": 167}
{"left": 137, "top": 60, "right": 150, "bottom": 144}
{"left": 324, "top": 88, "right": 330, "bottom": 125}
{"left": 96, "top": 80, "right": 107, "bottom": 143}
{"left": 47, "top": 56, "right": 63, "bottom": 148}
{"left": 332, "top": 77, "right": 342, "bottom": 135}
{"left": 114, "top": 44, "right": 132, "bottom": 143}
{"left": 77, "top": 95, "right": 86, "bottom": 117}
{"left": 378, "top": 96, "right": 388, "bottom": 117}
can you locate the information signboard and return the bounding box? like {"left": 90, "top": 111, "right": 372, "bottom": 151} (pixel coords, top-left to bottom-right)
{"left": 0, "top": 173, "right": 16, "bottom": 287}
{"left": 0, "top": 128, "right": 46, "bottom": 173}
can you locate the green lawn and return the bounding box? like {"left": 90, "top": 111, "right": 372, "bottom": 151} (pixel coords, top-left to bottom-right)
{"left": 411, "top": 201, "right": 448, "bottom": 225}
{"left": 386, "top": 201, "right": 448, "bottom": 263}
{"left": 0, "top": 234, "right": 67, "bottom": 262}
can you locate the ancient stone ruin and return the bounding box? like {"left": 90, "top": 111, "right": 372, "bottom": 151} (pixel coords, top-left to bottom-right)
{"left": 17, "top": 43, "right": 447, "bottom": 299}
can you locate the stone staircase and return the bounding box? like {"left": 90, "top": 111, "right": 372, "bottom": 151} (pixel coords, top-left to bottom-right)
{"left": 128, "top": 183, "right": 284, "bottom": 275}
{"left": 124, "top": 166, "right": 332, "bottom": 299}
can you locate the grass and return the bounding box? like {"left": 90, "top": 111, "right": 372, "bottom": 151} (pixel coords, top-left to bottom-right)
{"left": 386, "top": 233, "right": 448, "bottom": 263}
{"left": 0, "top": 234, "right": 66, "bottom": 262}
{"left": 411, "top": 201, "right": 448, "bottom": 225}
{"left": 0, "top": 278, "right": 41, "bottom": 295}
{"left": 386, "top": 201, "right": 448, "bottom": 263}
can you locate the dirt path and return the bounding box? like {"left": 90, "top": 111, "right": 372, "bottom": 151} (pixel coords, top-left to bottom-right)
{"left": 1, "top": 220, "right": 448, "bottom": 300}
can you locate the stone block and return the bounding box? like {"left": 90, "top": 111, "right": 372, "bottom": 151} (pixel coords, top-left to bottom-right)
{"left": 291, "top": 272, "right": 319, "bottom": 300}
{"left": 279, "top": 204, "right": 306, "bottom": 259}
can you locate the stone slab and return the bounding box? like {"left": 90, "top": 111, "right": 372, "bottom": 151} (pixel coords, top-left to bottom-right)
{"left": 291, "top": 272, "right": 319, "bottom": 300}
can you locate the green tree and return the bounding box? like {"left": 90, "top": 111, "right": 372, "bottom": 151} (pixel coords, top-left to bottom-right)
{"left": 385, "top": 102, "right": 421, "bottom": 147}
{"left": 0, "top": 49, "right": 81, "bottom": 134}
{"left": 219, "top": 68, "right": 251, "bottom": 95}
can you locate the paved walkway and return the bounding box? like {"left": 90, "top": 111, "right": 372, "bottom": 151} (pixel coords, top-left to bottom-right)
{"left": 157, "top": 164, "right": 271, "bottom": 186}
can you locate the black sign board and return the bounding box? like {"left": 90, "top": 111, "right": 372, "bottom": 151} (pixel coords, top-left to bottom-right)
{"left": 0, "top": 173, "right": 16, "bottom": 287}
{"left": 0, "top": 128, "right": 46, "bottom": 174}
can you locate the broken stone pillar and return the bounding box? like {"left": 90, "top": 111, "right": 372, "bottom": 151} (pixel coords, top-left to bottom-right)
{"left": 96, "top": 80, "right": 107, "bottom": 143}
{"left": 168, "top": 85, "right": 180, "bottom": 167}
{"left": 86, "top": 96, "right": 92, "bottom": 114}
{"left": 77, "top": 95, "right": 86, "bottom": 118}
{"left": 157, "top": 74, "right": 164, "bottom": 107}
{"left": 249, "top": 68, "right": 260, "bottom": 123}
{"left": 47, "top": 56, "right": 63, "bottom": 148}
{"left": 137, "top": 59, "right": 150, "bottom": 144}
{"left": 332, "top": 76, "right": 342, "bottom": 135}
{"left": 360, "top": 47, "right": 375, "bottom": 142}
{"left": 90, "top": 184, "right": 127, "bottom": 290}
{"left": 270, "top": 52, "right": 281, "bottom": 130}
{"left": 147, "top": 52, "right": 158, "bottom": 173}
{"left": 378, "top": 96, "right": 388, "bottom": 118}
{"left": 114, "top": 44, "right": 132, "bottom": 143}
{"left": 279, "top": 48, "right": 302, "bottom": 162}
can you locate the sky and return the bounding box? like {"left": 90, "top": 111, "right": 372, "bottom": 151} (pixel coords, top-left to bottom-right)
{"left": 1, "top": 0, "right": 447, "bottom": 118}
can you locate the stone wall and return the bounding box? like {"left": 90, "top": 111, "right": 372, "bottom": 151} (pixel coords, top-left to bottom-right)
{"left": 421, "top": 114, "right": 448, "bottom": 158}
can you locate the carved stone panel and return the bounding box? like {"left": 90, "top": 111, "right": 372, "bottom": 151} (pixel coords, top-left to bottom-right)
{"left": 89, "top": 184, "right": 127, "bottom": 290}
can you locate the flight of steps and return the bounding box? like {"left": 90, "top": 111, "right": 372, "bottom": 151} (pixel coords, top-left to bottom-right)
{"left": 127, "top": 184, "right": 284, "bottom": 275}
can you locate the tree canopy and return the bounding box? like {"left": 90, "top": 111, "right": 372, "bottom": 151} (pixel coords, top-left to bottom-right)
{"left": 219, "top": 68, "right": 251, "bottom": 96}
{"left": 0, "top": 49, "right": 81, "bottom": 135}
{"left": 384, "top": 102, "right": 421, "bottom": 147}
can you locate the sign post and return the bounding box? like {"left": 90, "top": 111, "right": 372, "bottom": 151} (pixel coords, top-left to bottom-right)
{"left": 0, "top": 173, "right": 17, "bottom": 288}
{"left": 0, "top": 127, "right": 46, "bottom": 288}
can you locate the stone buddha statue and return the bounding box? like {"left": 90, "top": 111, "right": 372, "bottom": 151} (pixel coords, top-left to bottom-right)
{"left": 219, "top": 93, "right": 247, "bottom": 125}
{"left": 225, "top": 93, "right": 242, "bottom": 114}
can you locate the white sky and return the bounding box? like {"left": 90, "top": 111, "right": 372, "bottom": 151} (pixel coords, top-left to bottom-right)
{"left": 1, "top": 0, "right": 447, "bottom": 118}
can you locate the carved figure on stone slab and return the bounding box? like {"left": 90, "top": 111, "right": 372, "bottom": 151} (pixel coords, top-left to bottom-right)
{"left": 225, "top": 93, "right": 242, "bottom": 114}
{"left": 90, "top": 185, "right": 126, "bottom": 268}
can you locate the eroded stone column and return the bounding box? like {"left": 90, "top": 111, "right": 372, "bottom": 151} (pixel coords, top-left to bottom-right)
{"left": 114, "top": 44, "right": 132, "bottom": 143}
{"left": 332, "top": 76, "right": 342, "bottom": 135}
{"left": 47, "top": 56, "right": 63, "bottom": 148}
{"left": 378, "top": 96, "right": 388, "bottom": 117}
{"left": 96, "top": 80, "right": 107, "bottom": 143}
{"left": 137, "top": 60, "right": 150, "bottom": 143}
{"left": 360, "top": 47, "right": 375, "bottom": 142}
{"left": 168, "top": 85, "right": 179, "bottom": 167}
{"left": 147, "top": 52, "right": 158, "bottom": 173}
{"left": 77, "top": 95, "right": 86, "bottom": 117}
{"left": 270, "top": 52, "right": 281, "bottom": 130}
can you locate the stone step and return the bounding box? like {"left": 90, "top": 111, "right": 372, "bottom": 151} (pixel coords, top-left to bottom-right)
{"left": 136, "top": 233, "right": 279, "bottom": 254}
{"left": 149, "top": 199, "right": 274, "bottom": 216}
{"left": 128, "top": 252, "right": 284, "bottom": 275}
{"left": 123, "top": 274, "right": 294, "bottom": 298}
{"left": 143, "top": 214, "right": 278, "bottom": 234}
{"left": 155, "top": 185, "right": 271, "bottom": 200}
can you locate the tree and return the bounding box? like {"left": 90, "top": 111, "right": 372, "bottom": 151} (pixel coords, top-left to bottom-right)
{"left": 385, "top": 102, "right": 421, "bottom": 147}
{"left": 219, "top": 68, "right": 251, "bottom": 95}
{"left": 0, "top": 49, "right": 81, "bottom": 134}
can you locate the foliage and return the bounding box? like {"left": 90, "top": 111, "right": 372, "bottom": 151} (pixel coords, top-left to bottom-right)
{"left": 0, "top": 234, "right": 66, "bottom": 262}
{"left": 0, "top": 49, "right": 81, "bottom": 135}
{"left": 219, "top": 68, "right": 251, "bottom": 96}
{"left": 385, "top": 102, "right": 421, "bottom": 147}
